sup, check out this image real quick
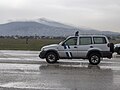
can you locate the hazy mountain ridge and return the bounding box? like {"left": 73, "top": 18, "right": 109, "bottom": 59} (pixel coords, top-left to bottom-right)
{"left": 36, "top": 18, "right": 74, "bottom": 29}
{"left": 0, "top": 18, "right": 119, "bottom": 36}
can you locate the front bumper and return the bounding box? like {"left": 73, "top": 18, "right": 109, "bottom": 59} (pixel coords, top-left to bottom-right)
{"left": 39, "top": 51, "right": 46, "bottom": 59}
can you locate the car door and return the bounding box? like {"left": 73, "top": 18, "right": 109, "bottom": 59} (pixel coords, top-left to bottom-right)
{"left": 77, "top": 37, "right": 93, "bottom": 58}
{"left": 58, "top": 37, "right": 78, "bottom": 58}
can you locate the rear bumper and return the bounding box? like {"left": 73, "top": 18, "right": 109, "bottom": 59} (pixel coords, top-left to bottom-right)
{"left": 101, "top": 51, "right": 112, "bottom": 58}
{"left": 39, "top": 51, "right": 46, "bottom": 59}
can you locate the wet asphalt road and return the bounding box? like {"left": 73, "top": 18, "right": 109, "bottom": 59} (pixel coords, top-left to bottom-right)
{"left": 0, "top": 50, "right": 120, "bottom": 90}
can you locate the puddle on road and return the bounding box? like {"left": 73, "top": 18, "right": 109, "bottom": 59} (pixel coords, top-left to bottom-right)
{"left": 0, "top": 62, "right": 119, "bottom": 90}
{"left": 0, "top": 82, "right": 68, "bottom": 90}
{"left": 0, "top": 63, "right": 115, "bottom": 90}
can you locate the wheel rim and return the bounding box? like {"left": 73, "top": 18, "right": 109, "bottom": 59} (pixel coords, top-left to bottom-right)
{"left": 47, "top": 54, "right": 55, "bottom": 62}
{"left": 91, "top": 55, "right": 99, "bottom": 64}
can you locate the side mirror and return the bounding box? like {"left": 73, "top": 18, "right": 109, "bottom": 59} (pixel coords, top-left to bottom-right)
{"left": 61, "top": 43, "right": 65, "bottom": 46}
{"left": 59, "top": 41, "right": 65, "bottom": 46}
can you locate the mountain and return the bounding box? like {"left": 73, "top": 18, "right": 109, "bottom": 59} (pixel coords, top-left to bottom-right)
{"left": 0, "top": 18, "right": 119, "bottom": 36}
{"left": 36, "top": 18, "right": 74, "bottom": 29}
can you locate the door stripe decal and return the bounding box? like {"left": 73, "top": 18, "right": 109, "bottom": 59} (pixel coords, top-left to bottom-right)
{"left": 64, "top": 44, "right": 72, "bottom": 58}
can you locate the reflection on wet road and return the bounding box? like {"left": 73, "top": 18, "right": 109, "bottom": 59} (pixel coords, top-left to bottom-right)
{"left": 0, "top": 50, "right": 120, "bottom": 90}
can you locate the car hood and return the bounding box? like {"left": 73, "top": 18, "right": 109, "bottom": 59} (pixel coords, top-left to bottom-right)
{"left": 42, "top": 44, "right": 59, "bottom": 49}
{"left": 115, "top": 43, "right": 120, "bottom": 47}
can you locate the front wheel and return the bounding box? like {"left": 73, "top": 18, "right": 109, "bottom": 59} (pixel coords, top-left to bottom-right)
{"left": 46, "top": 52, "right": 57, "bottom": 63}
{"left": 89, "top": 53, "right": 101, "bottom": 65}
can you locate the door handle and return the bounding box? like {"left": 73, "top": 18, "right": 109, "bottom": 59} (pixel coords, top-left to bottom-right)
{"left": 74, "top": 46, "right": 77, "bottom": 48}
{"left": 90, "top": 46, "right": 93, "bottom": 48}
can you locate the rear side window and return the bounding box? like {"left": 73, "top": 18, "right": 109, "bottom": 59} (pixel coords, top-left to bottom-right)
{"left": 93, "top": 37, "right": 107, "bottom": 44}
{"left": 79, "top": 37, "right": 92, "bottom": 45}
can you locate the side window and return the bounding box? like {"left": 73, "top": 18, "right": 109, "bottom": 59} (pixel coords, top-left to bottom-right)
{"left": 93, "top": 37, "right": 107, "bottom": 44}
{"left": 65, "top": 37, "right": 77, "bottom": 45}
{"left": 79, "top": 37, "right": 92, "bottom": 45}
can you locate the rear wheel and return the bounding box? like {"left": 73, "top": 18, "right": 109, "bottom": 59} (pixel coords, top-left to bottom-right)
{"left": 46, "top": 52, "right": 57, "bottom": 63}
{"left": 89, "top": 53, "right": 101, "bottom": 65}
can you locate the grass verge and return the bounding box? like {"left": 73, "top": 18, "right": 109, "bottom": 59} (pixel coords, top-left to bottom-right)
{"left": 0, "top": 38, "right": 63, "bottom": 51}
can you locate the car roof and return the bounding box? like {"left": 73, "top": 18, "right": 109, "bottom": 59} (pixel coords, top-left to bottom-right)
{"left": 68, "top": 35, "right": 107, "bottom": 38}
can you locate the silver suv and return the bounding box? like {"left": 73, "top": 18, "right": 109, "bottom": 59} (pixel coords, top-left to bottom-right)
{"left": 39, "top": 35, "right": 114, "bottom": 65}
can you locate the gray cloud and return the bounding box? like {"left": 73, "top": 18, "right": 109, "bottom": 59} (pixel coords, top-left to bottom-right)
{"left": 0, "top": 0, "right": 120, "bottom": 32}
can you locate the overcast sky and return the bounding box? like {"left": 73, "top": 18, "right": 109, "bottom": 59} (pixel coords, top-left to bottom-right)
{"left": 0, "top": 0, "right": 120, "bottom": 32}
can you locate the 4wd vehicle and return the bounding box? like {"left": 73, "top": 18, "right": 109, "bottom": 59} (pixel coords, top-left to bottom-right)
{"left": 39, "top": 35, "right": 114, "bottom": 65}
{"left": 114, "top": 43, "right": 120, "bottom": 55}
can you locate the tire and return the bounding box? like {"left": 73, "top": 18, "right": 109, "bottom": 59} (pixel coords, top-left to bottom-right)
{"left": 109, "top": 43, "right": 114, "bottom": 53}
{"left": 46, "top": 52, "right": 58, "bottom": 63}
{"left": 89, "top": 53, "right": 101, "bottom": 65}
{"left": 117, "top": 48, "right": 120, "bottom": 55}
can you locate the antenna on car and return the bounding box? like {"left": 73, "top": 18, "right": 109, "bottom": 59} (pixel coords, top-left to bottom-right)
{"left": 75, "top": 31, "right": 79, "bottom": 36}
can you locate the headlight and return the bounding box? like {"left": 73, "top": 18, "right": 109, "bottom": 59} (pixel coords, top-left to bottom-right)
{"left": 41, "top": 47, "right": 44, "bottom": 51}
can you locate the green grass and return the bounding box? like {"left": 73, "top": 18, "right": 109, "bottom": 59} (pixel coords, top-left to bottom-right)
{"left": 110, "top": 40, "right": 120, "bottom": 44}
{"left": 0, "top": 38, "right": 119, "bottom": 51}
{"left": 0, "top": 38, "right": 63, "bottom": 51}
